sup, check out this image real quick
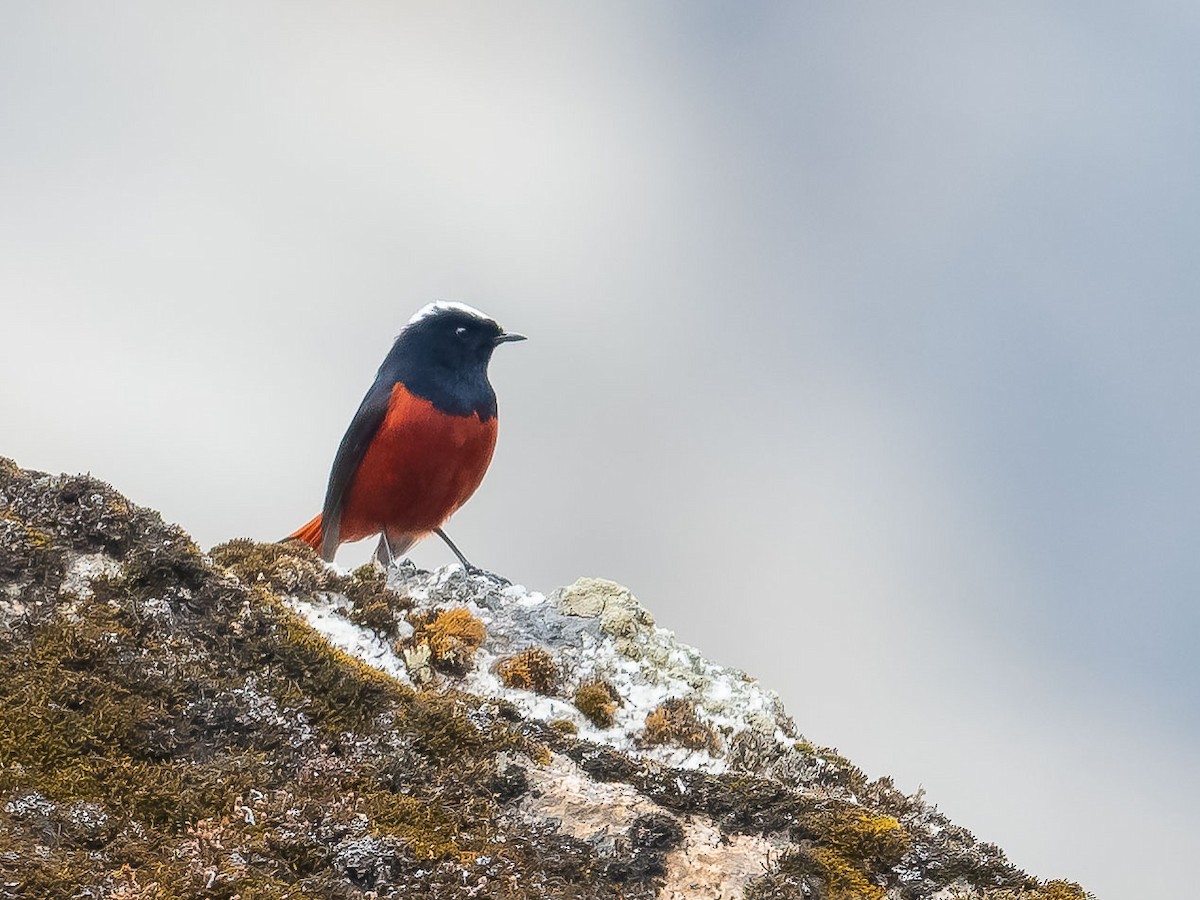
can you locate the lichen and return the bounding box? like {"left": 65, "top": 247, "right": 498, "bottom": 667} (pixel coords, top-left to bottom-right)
{"left": 496, "top": 647, "right": 559, "bottom": 695}
{"left": 574, "top": 679, "right": 621, "bottom": 729}
{"left": 552, "top": 578, "right": 655, "bottom": 660}
{"left": 641, "top": 698, "right": 721, "bottom": 754}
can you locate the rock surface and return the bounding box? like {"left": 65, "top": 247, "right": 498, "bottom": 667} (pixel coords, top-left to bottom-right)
{"left": 0, "top": 458, "right": 1092, "bottom": 899}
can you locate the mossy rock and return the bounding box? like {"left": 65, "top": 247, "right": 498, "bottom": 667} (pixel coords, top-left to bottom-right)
{"left": 0, "top": 460, "right": 1092, "bottom": 899}
{"left": 0, "top": 463, "right": 667, "bottom": 898}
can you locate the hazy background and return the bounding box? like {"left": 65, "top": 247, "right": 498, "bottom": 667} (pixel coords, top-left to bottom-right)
{"left": 2, "top": 3, "right": 1197, "bottom": 896}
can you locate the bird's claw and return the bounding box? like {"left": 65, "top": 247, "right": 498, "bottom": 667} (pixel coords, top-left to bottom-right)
{"left": 460, "top": 563, "right": 510, "bottom": 585}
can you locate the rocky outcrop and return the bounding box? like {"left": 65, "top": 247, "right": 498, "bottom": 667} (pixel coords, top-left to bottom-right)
{"left": 0, "top": 458, "right": 1091, "bottom": 899}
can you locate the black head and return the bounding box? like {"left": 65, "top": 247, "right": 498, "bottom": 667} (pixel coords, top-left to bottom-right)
{"left": 381, "top": 302, "right": 525, "bottom": 419}
{"left": 402, "top": 301, "right": 525, "bottom": 367}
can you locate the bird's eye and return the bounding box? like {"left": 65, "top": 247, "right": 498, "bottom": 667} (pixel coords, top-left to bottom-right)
{"left": 455, "top": 326, "right": 468, "bottom": 337}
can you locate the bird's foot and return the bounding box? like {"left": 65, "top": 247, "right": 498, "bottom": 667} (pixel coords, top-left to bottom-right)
{"left": 458, "top": 562, "right": 510, "bottom": 585}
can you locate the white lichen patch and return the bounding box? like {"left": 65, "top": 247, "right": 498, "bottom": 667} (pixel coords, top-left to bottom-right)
{"left": 0, "top": 575, "right": 33, "bottom": 623}
{"left": 4, "top": 791, "right": 55, "bottom": 820}
{"left": 59, "top": 552, "right": 122, "bottom": 600}
{"left": 231, "top": 675, "right": 316, "bottom": 744}
{"left": 553, "top": 577, "right": 656, "bottom": 640}
{"left": 290, "top": 562, "right": 801, "bottom": 774}
{"left": 286, "top": 593, "right": 412, "bottom": 684}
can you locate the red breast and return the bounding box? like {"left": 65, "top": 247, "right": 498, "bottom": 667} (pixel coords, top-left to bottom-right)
{"left": 336, "top": 383, "right": 498, "bottom": 544}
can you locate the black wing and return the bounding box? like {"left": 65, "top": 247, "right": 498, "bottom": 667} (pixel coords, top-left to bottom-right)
{"left": 320, "top": 377, "right": 394, "bottom": 560}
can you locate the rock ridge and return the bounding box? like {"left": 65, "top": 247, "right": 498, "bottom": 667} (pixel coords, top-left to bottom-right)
{"left": 0, "top": 458, "right": 1091, "bottom": 899}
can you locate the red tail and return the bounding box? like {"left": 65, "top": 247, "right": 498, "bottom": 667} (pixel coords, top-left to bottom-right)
{"left": 289, "top": 514, "right": 324, "bottom": 553}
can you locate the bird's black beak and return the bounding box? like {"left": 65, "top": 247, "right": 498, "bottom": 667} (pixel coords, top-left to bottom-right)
{"left": 493, "top": 332, "right": 527, "bottom": 345}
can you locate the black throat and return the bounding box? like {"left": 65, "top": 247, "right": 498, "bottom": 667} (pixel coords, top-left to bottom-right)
{"left": 376, "top": 332, "right": 498, "bottom": 421}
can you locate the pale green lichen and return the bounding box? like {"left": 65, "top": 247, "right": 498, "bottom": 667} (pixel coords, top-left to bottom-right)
{"left": 553, "top": 578, "right": 655, "bottom": 654}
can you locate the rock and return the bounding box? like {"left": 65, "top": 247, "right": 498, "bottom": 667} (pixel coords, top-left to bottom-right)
{"left": 553, "top": 577, "right": 655, "bottom": 635}
{"left": 0, "top": 458, "right": 1092, "bottom": 900}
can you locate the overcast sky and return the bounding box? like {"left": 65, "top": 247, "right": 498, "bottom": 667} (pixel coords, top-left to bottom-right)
{"left": 2, "top": 4, "right": 1197, "bottom": 897}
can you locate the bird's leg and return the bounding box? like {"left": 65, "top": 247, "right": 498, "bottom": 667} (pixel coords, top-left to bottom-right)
{"left": 375, "top": 533, "right": 397, "bottom": 567}
{"left": 434, "top": 527, "right": 482, "bottom": 575}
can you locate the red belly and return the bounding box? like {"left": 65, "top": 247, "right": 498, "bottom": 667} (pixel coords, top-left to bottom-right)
{"left": 338, "top": 384, "right": 498, "bottom": 543}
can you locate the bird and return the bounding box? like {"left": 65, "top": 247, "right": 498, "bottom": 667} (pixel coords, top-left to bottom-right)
{"left": 288, "top": 301, "right": 525, "bottom": 570}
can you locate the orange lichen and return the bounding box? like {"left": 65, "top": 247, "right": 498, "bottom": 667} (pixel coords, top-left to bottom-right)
{"left": 641, "top": 699, "right": 721, "bottom": 754}
{"left": 573, "top": 680, "right": 621, "bottom": 729}
{"left": 410, "top": 607, "right": 487, "bottom": 676}
{"left": 495, "top": 648, "right": 559, "bottom": 695}
{"left": 548, "top": 718, "right": 579, "bottom": 736}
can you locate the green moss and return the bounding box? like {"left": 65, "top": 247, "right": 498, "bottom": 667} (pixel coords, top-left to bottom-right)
{"left": 268, "top": 599, "right": 410, "bottom": 735}
{"left": 343, "top": 562, "right": 411, "bottom": 636}
{"left": 817, "top": 846, "right": 887, "bottom": 899}
{"left": 0, "top": 528, "right": 519, "bottom": 894}
{"left": 496, "top": 647, "right": 559, "bottom": 695}
{"left": 992, "top": 880, "right": 1092, "bottom": 900}
{"left": 1037, "top": 881, "right": 1091, "bottom": 900}
{"left": 574, "top": 679, "right": 621, "bottom": 729}
{"left": 799, "top": 809, "right": 907, "bottom": 900}
{"left": 641, "top": 699, "right": 721, "bottom": 754}
{"left": 357, "top": 790, "right": 467, "bottom": 859}
{"left": 0, "top": 560, "right": 536, "bottom": 896}
{"left": 818, "top": 807, "right": 909, "bottom": 871}
{"left": 3, "top": 472, "right": 615, "bottom": 896}
{"left": 210, "top": 537, "right": 332, "bottom": 596}
{"left": 744, "top": 809, "right": 908, "bottom": 900}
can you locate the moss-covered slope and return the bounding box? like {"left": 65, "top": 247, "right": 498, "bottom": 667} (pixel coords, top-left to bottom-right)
{"left": 0, "top": 459, "right": 1091, "bottom": 899}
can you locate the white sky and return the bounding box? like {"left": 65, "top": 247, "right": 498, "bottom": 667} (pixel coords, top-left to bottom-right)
{"left": 3, "top": 4, "right": 1197, "bottom": 897}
